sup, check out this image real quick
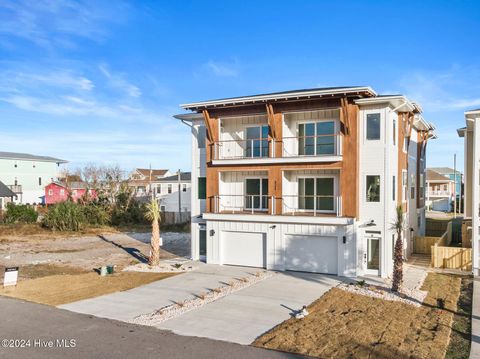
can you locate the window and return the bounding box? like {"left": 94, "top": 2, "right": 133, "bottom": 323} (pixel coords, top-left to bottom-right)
{"left": 392, "top": 176, "right": 396, "bottom": 201}
{"left": 38, "top": 177, "right": 42, "bottom": 186}
{"left": 197, "top": 125, "right": 206, "bottom": 149}
{"left": 419, "top": 174, "right": 424, "bottom": 199}
{"left": 393, "top": 119, "right": 396, "bottom": 146}
{"left": 402, "top": 171, "right": 408, "bottom": 201}
{"left": 366, "top": 113, "right": 381, "bottom": 140}
{"left": 417, "top": 215, "right": 421, "bottom": 227}
{"left": 168, "top": 184, "right": 172, "bottom": 194}
{"left": 72, "top": 190, "right": 77, "bottom": 196}
{"left": 366, "top": 175, "right": 381, "bottom": 202}
{"left": 298, "top": 121, "right": 336, "bottom": 156}
{"left": 298, "top": 177, "right": 335, "bottom": 212}
{"left": 411, "top": 186, "right": 415, "bottom": 199}
{"left": 160, "top": 205, "right": 166, "bottom": 212}
{"left": 443, "top": 184, "right": 448, "bottom": 191}
{"left": 245, "top": 178, "right": 268, "bottom": 210}
{"left": 60, "top": 189, "right": 65, "bottom": 196}
{"left": 182, "top": 184, "right": 187, "bottom": 192}
{"left": 245, "top": 125, "right": 269, "bottom": 158}
{"left": 198, "top": 177, "right": 206, "bottom": 200}
{"left": 14, "top": 179, "right": 17, "bottom": 186}
{"left": 48, "top": 189, "right": 53, "bottom": 196}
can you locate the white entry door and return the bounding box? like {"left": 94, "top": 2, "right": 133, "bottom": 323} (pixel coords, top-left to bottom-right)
{"left": 221, "top": 231, "right": 266, "bottom": 268}
{"left": 284, "top": 235, "right": 338, "bottom": 274}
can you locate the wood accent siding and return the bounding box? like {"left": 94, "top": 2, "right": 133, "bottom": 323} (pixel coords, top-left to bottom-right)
{"left": 339, "top": 101, "right": 359, "bottom": 217}
{"left": 204, "top": 96, "right": 360, "bottom": 218}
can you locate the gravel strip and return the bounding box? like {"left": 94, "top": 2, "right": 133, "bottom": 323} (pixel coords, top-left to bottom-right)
{"left": 131, "top": 271, "right": 274, "bottom": 326}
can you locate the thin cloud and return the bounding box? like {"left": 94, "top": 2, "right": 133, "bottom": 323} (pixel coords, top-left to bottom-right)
{"left": 99, "top": 63, "right": 141, "bottom": 98}
{"left": 204, "top": 60, "right": 239, "bottom": 77}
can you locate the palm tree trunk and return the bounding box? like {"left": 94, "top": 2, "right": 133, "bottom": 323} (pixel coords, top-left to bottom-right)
{"left": 149, "top": 219, "right": 160, "bottom": 266}
{"left": 391, "top": 229, "right": 403, "bottom": 292}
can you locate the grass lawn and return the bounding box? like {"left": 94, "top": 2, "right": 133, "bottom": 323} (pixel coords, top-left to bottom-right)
{"left": 255, "top": 273, "right": 470, "bottom": 359}
{"left": 0, "top": 270, "right": 176, "bottom": 306}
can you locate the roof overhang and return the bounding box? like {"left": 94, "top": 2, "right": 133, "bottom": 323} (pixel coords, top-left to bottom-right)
{"left": 181, "top": 86, "right": 377, "bottom": 111}
{"left": 173, "top": 113, "right": 204, "bottom": 122}
{"left": 457, "top": 127, "right": 466, "bottom": 138}
{"left": 354, "top": 95, "right": 416, "bottom": 112}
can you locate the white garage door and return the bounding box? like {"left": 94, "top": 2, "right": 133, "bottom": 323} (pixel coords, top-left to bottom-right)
{"left": 285, "top": 235, "right": 338, "bottom": 274}
{"left": 221, "top": 231, "right": 266, "bottom": 268}
{"left": 432, "top": 198, "right": 450, "bottom": 212}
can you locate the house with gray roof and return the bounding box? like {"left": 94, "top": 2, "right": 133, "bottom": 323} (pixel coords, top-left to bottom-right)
{"left": 0, "top": 151, "right": 68, "bottom": 205}
{"left": 0, "top": 180, "right": 16, "bottom": 210}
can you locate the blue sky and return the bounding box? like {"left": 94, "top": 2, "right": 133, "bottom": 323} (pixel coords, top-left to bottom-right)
{"left": 1, "top": 0, "right": 479, "bottom": 173}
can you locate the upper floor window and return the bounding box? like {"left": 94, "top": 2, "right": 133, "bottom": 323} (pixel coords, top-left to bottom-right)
{"left": 366, "top": 175, "right": 381, "bottom": 202}
{"left": 38, "top": 177, "right": 42, "bottom": 186}
{"left": 167, "top": 184, "right": 172, "bottom": 194}
{"left": 245, "top": 125, "right": 269, "bottom": 158}
{"left": 198, "top": 177, "right": 206, "bottom": 200}
{"left": 182, "top": 184, "right": 187, "bottom": 192}
{"left": 298, "top": 121, "right": 336, "bottom": 156}
{"left": 366, "top": 113, "right": 381, "bottom": 140}
{"left": 197, "top": 125, "right": 206, "bottom": 149}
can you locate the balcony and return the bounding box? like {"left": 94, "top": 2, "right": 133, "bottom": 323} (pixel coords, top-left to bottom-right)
{"left": 213, "top": 194, "right": 274, "bottom": 214}
{"left": 428, "top": 190, "right": 451, "bottom": 197}
{"left": 212, "top": 133, "right": 342, "bottom": 163}
{"left": 281, "top": 195, "right": 342, "bottom": 217}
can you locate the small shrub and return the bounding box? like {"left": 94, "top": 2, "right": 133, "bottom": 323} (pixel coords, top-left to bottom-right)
{"left": 3, "top": 203, "right": 38, "bottom": 224}
{"left": 42, "top": 201, "right": 86, "bottom": 231}
{"left": 81, "top": 202, "right": 110, "bottom": 226}
{"left": 356, "top": 280, "right": 366, "bottom": 287}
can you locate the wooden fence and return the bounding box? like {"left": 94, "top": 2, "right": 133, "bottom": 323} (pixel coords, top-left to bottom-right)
{"left": 431, "top": 245, "right": 472, "bottom": 271}
{"left": 414, "top": 221, "right": 452, "bottom": 254}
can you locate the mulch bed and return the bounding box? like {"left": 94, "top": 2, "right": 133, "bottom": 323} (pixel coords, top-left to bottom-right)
{"left": 254, "top": 273, "right": 464, "bottom": 359}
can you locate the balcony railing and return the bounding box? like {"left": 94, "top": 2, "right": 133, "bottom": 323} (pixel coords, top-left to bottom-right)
{"left": 213, "top": 138, "right": 272, "bottom": 160}
{"left": 213, "top": 194, "right": 274, "bottom": 214}
{"left": 428, "top": 190, "right": 451, "bottom": 197}
{"left": 212, "top": 133, "right": 342, "bottom": 160}
{"left": 210, "top": 194, "right": 342, "bottom": 217}
{"left": 280, "top": 133, "right": 342, "bottom": 158}
{"left": 281, "top": 195, "right": 342, "bottom": 217}
{"left": 7, "top": 185, "right": 22, "bottom": 193}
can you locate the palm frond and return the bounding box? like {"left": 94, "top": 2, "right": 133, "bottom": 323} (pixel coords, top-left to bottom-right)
{"left": 144, "top": 199, "right": 160, "bottom": 222}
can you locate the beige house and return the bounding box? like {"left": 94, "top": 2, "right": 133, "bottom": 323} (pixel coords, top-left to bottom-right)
{"left": 425, "top": 169, "right": 455, "bottom": 212}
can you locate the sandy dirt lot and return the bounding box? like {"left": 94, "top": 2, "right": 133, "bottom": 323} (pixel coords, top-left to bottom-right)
{"left": 0, "top": 231, "right": 191, "bottom": 280}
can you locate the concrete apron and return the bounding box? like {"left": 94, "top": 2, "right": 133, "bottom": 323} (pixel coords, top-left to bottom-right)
{"left": 59, "top": 263, "right": 340, "bottom": 345}
{"left": 470, "top": 277, "right": 480, "bottom": 359}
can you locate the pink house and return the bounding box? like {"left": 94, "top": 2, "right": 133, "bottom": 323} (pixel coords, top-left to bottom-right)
{"left": 45, "top": 181, "right": 96, "bottom": 205}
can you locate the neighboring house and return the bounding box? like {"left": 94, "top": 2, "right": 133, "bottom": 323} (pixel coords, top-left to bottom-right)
{"left": 0, "top": 151, "right": 67, "bottom": 205}
{"left": 128, "top": 168, "right": 171, "bottom": 197}
{"left": 45, "top": 181, "right": 97, "bottom": 205}
{"left": 154, "top": 172, "right": 191, "bottom": 213}
{"left": 0, "top": 180, "right": 16, "bottom": 210}
{"left": 429, "top": 167, "right": 463, "bottom": 199}
{"left": 458, "top": 109, "right": 480, "bottom": 275}
{"left": 425, "top": 169, "right": 455, "bottom": 211}
{"left": 176, "top": 86, "right": 436, "bottom": 278}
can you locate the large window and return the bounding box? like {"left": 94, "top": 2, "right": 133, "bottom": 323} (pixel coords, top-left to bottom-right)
{"left": 366, "top": 175, "right": 381, "bottom": 202}
{"left": 298, "top": 177, "right": 335, "bottom": 212}
{"left": 245, "top": 126, "right": 269, "bottom": 158}
{"left": 298, "top": 121, "right": 336, "bottom": 156}
{"left": 366, "top": 113, "right": 381, "bottom": 140}
{"left": 245, "top": 178, "right": 268, "bottom": 210}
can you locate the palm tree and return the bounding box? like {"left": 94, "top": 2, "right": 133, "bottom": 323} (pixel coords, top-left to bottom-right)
{"left": 145, "top": 199, "right": 161, "bottom": 266}
{"left": 391, "top": 205, "right": 405, "bottom": 292}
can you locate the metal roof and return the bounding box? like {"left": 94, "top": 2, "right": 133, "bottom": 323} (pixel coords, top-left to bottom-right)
{"left": 0, "top": 181, "right": 15, "bottom": 198}
{"left": 157, "top": 172, "right": 191, "bottom": 182}
{"left": 0, "top": 151, "right": 67, "bottom": 163}
{"left": 181, "top": 86, "right": 376, "bottom": 111}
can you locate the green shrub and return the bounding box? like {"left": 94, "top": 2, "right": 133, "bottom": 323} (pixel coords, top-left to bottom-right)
{"left": 3, "top": 203, "right": 38, "bottom": 224}
{"left": 42, "top": 201, "right": 86, "bottom": 231}
{"left": 81, "top": 202, "right": 110, "bottom": 226}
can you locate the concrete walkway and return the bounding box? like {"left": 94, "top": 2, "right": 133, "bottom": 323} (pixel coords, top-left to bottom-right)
{"left": 470, "top": 276, "right": 480, "bottom": 358}
{"left": 60, "top": 263, "right": 264, "bottom": 322}
{"left": 60, "top": 264, "right": 340, "bottom": 345}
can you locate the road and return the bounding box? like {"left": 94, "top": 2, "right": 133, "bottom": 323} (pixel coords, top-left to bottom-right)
{"left": 0, "top": 296, "right": 305, "bottom": 359}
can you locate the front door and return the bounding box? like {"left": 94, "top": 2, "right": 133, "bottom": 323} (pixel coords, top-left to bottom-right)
{"left": 364, "top": 234, "right": 380, "bottom": 275}
{"left": 199, "top": 228, "right": 207, "bottom": 261}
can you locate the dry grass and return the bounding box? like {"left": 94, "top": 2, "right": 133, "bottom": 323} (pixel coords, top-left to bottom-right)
{"left": 254, "top": 273, "right": 462, "bottom": 359}
{"left": 0, "top": 271, "right": 176, "bottom": 306}
{"left": 0, "top": 223, "right": 120, "bottom": 239}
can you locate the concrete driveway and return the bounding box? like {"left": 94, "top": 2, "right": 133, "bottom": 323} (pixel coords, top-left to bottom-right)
{"left": 60, "top": 264, "right": 340, "bottom": 345}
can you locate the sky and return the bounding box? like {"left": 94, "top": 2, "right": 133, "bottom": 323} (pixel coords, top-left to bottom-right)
{"left": 0, "top": 0, "right": 479, "bottom": 174}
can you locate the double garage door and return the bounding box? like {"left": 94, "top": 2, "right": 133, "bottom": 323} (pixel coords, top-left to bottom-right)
{"left": 220, "top": 231, "right": 338, "bottom": 274}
